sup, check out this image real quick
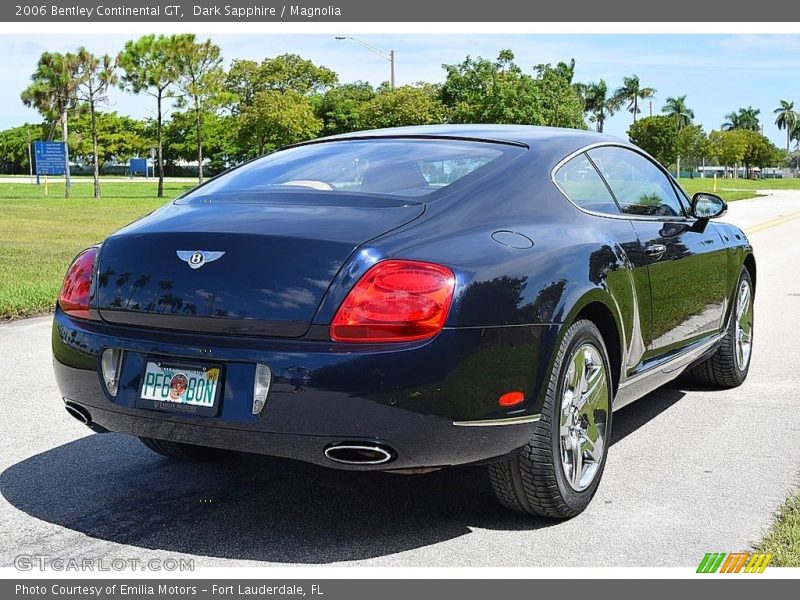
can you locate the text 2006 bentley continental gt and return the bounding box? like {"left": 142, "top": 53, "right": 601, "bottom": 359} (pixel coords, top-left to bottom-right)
{"left": 53, "top": 125, "right": 755, "bottom": 518}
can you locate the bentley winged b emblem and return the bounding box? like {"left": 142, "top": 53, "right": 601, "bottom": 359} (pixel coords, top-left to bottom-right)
{"left": 176, "top": 250, "right": 226, "bottom": 270}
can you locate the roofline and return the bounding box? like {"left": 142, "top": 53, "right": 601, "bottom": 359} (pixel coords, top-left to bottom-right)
{"left": 297, "top": 124, "right": 619, "bottom": 148}
{"left": 282, "top": 133, "right": 531, "bottom": 151}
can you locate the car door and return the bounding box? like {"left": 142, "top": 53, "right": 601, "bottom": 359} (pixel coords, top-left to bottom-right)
{"left": 587, "top": 146, "right": 728, "bottom": 358}
{"left": 552, "top": 151, "right": 652, "bottom": 373}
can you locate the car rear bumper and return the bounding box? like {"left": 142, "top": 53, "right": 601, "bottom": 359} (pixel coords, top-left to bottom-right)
{"left": 52, "top": 308, "right": 558, "bottom": 470}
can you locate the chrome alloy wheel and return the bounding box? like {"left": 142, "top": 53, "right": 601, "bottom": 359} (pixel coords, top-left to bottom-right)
{"left": 560, "top": 343, "right": 610, "bottom": 491}
{"left": 735, "top": 279, "right": 754, "bottom": 370}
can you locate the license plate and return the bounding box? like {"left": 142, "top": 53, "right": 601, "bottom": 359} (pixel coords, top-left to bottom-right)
{"left": 139, "top": 361, "right": 221, "bottom": 415}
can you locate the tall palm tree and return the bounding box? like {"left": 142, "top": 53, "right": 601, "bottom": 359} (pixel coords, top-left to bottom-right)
{"left": 583, "top": 79, "right": 620, "bottom": 133}
{"left": 613, "top": 74, "right": 656, "bottom": 124}
{"left": 661, "top": 95, "right": 695, "bottom": 178}
{"left": 20, "top": 51, "right": 83, "bottom": 198}
{"left": 661, "top": 95, "right": 694, "bottom": 131}
{"left": 722, "top": 106, "right": 761, "bottom": 132}
{"left": 774, "top": 100, "right": 797, "bottom": 152}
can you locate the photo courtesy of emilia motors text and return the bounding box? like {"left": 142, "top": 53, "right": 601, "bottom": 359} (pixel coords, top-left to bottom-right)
{"left": 0, "top": 0, "right": 799, "bottom": 595}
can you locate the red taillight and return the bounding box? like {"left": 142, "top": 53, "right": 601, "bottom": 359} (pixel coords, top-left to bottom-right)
{"left": 331, "top": 260, "right": 455, "bottom": 343}
{"left": 58, "top": 247, "right": 99, "bottom": 319}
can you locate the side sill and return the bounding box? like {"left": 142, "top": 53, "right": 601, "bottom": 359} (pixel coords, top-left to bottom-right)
{"left": 619, "top": 332, "right": 724, "bottom": 391}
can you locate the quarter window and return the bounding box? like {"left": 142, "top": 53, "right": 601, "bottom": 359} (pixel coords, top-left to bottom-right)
{"left": 553, "top": 153, "right": 620, "bottom": 215}
{"left": 587, "top": 146, "right": 685, "bottom": 217}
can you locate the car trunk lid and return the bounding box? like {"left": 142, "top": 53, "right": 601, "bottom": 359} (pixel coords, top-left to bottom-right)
{"left": 95, "top": 196, "right": 424, "bottom": 337}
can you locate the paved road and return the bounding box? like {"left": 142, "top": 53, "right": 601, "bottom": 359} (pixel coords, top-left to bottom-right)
{"left": 1, "top": 193, "right": 798, "bottom": 568}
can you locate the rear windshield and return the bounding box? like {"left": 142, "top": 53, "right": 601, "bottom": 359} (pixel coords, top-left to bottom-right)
{"left": 181, "top": 138, "right": 521, "bottom": 201}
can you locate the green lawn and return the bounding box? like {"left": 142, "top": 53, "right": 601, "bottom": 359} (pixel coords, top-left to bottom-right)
{"left": 756, "top": 491, "right": 800, "bottom": 566}
{"left": 677, "top": 177, "right": 800, "bottom": 202}
{"left": 0, "top": 181, "right": 193, "bottom": 320}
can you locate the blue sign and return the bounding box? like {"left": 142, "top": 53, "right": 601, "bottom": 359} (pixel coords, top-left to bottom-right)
{"left": 34, "top": 141, "right": 66, "bottom": 176}
{"left": 129, "top": 158, "right": 149, "bottom": 178}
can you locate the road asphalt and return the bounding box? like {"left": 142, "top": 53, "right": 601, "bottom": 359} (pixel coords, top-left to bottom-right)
{"left": 0, "top": 191, "right": 798, "bottom": 568}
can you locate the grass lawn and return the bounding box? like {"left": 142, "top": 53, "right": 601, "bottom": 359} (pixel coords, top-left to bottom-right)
{"left": 0, "top": 181, "right": 193, "bottom": 320}
{"left": 756, "top": 491, "right": 800, "bottom": 566}
{"left": 677, "top": 177, "right": 800, "bottom": 202}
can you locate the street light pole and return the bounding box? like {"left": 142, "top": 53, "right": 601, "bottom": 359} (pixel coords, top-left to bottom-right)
{"left": 335, "top": 36, "right": 395, "bottom": 89}
{"left": 390, "top": 49, "right": 395, "bottom": 89}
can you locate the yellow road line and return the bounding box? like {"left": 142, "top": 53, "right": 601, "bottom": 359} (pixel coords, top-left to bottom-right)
{"left": 744, "top": 211, "right": 800, "bottom": 235}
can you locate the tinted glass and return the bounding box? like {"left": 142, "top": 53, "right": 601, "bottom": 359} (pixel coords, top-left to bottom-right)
{"left": 182, "top": 139, "right": 515, "bottom": 201}
{"left": 554, "top": 153, "right": 619, "bottom": 215}
{"left": 588, "top": 146, "right": 685, "bottom": 217}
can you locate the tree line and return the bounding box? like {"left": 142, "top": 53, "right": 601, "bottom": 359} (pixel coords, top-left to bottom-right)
{"left": 628, "top": 103, "right": 790, "bottom": 179}
{"left": 2, "top": 36, "right": 794, "bottom": 199}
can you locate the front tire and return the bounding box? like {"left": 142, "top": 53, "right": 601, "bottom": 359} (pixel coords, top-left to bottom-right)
{"left": 488, "top": 319, "right": 613, "bottom": 518}
{"left": 139, "top": 437, "right": 231, "bottom": 461}
{"left": 691, "top": 267, "right": 753, "bottom": 388}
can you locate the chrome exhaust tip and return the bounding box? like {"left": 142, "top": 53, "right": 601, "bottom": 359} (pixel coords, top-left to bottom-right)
{"left": 64, "top": 402, "right": 92, "bottom": 427}
{"left": 324, "top": 443, "right": 395, "bottom": 465}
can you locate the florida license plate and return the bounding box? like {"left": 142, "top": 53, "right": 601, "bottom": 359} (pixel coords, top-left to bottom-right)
{"left": 138, "top": 360, "right": 222, "bottom": 415}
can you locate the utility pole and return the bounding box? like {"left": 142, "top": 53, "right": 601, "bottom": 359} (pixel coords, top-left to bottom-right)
{"left": 336, "top": 36, "right": 396, "bottom": 89}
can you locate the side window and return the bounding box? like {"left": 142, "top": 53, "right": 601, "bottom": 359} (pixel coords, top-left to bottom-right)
{"left": 553, "top": 153, "right": 620, "bottom": 215}
{"left": 587, "top": 146, "right": 685, "bottom": 217}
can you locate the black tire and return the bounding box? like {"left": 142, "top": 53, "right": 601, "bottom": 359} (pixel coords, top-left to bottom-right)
{"left": 139, "top": 437, "right": 231, "bottom": 461}
{"left": 690, "top": 267, "right": 753, "bottom": 388}
{"left": 487, "top": 319, "right": 613, "bottom": 518}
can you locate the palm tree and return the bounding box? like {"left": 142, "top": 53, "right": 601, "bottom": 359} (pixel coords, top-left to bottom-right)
{"left": 584, "top": 80, "right": 620, "bottom": 133}
{"left": 662, "top": 95, "right": 694, "bottom": 130}
{"left": 612, "top": 74, "right": 656, "bottom": 124}
{"left": 722, "top": 106, "right": 761, "bottom": 131}
{"left": 128, "top": 274, "right": 151, "bottom": 307}
{"left": 20, "top": 51, "right": 83, "bottom": 198}
{"left": 739, "top": 106, "right": 762, "bottom": 131}
{"left": 662, "top": 95, "right": 695, "bottom": 178}
{"left": 774, "top": 100, "right": 797, "bottom": 152}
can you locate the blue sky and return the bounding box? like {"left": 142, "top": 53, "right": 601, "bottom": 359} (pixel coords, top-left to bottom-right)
{"left": 2, "top": 34, "right": 800, "bottom": 147}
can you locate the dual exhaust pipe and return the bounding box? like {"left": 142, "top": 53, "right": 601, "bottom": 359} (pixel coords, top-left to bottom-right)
{"left": 324, "top": 443, "right": 395, "bottom": 466}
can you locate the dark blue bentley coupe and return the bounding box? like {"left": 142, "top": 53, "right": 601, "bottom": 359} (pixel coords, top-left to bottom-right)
{"left": 53, "top": 125, "right": 755, "bottom": 517}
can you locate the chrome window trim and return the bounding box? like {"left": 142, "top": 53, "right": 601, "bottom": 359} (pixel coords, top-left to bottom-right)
{"left": 551, "top": 141, "right": 695, "bottom": 223}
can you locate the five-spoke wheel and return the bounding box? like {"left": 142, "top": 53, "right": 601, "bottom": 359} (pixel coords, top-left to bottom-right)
{"left": 560, "top": 343, "right": 609, "bottom": 492}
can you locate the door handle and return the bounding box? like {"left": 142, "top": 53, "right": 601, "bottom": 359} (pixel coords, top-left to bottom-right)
{"left": 645, "top": 243, "right": 667, "bottom": 260}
